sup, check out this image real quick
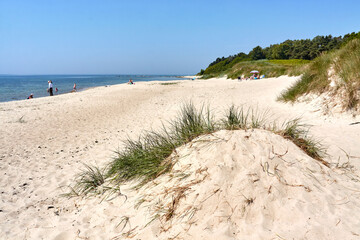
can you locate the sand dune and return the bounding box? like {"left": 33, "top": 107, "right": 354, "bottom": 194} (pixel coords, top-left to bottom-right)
{"left": 131, "top": 130, "right": 360, "bottom": 239}
{"left": 1, "top": 76, "right": 360, "bottom": 239}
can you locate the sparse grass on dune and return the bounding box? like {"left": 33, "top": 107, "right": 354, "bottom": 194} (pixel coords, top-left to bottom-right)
{"left": 222, "top": 106, "right": 326, "bottom": 165}
{"left": 107, "top": 103, "right": 216, "bottom": 187}
{"left": 278, "top": 54, "right": 332, "bottom": 102}
{"left": 275, "top": 119, "right": 327, "bottom": 166}
{"left": 222, "top": 105, "right": 269, "bottom": 130}
{"left": 333, "top": 39, "right": 360, "bottom": 109}
{"left": 69, "top": 103, "right": 326, "bottom": 197}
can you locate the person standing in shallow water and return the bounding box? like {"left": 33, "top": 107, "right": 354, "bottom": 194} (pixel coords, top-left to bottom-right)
{"left": 48, "top": 80, "right": 53, "bottom": 96}
{"left": 73, "top": 83, "right": 76, "bottom": 91}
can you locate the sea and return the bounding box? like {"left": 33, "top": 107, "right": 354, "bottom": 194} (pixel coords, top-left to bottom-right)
{"left": 0, "top": 75, "right": 186, "bottom": 103}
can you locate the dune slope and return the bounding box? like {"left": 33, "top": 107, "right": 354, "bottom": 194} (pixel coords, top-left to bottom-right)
{"left": 118, "top": 129, "right": 360, "bottom": 239}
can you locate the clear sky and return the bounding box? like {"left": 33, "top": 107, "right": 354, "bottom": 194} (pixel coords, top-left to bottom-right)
{"left": 1, "top": 0, "right": 359, "bottom": 75}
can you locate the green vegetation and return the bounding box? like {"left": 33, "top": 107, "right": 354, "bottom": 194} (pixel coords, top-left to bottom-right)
{"left": 69, "top": 103, "right": 326, "bottom": 197}
{"left": 222, "top": 105, "right": 269, "bottom": 130}
{"left": 107, "top": 103, "right": 215, "bottom": 186}
{"left": 279, "top": 39, "right": 360, "bottom": 111}
{"left": 201, "top": 52, "right": 250, "bottom": 78}
{"left": 70, "top": 164, "right": 106, "bottom": 196}
{"left": 276, "top": 119, "right": 327, "bottom": 166}
{"left": 199, "top": 31, "right": 360, "bottom": 79}
{"left": 202, "top": 59, "right": 309, "bottom": 79}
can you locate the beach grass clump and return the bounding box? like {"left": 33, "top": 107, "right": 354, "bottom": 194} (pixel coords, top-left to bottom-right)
{"left": 106, "top": 131, "right": 176, "bottom": 186}
{"left": 222, "top": 105, "right": 269, "bottom": 130}
{"left": 222, "top": 105, "right": 248, "bottom": 130}
{"left": 107, "top": 103, "right": 216, "bottom": 185}
{"left": 333, "top": 39, "right": 360, "bottom": 110}
{"left": 71, "top": 164, "right": 107, "bottom": 196}
{"left": 221, "top": 106, "right": 326, "bottom": 165}
{"left": 275, "top": 119, "right": 327, "bottom": 166}
{"left": 170, "top": 103, "right": 216, "bottom": 144}
{"left": 70, "top": 104, "right": 326, "bottom": 197}
{"left": 71, "top": 103, "right": 217, "bottom": 193}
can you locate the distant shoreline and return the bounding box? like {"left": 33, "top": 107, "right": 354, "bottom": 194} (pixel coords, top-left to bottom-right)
{"left": 0, "top": 75, "right": 188, "bottom": 103}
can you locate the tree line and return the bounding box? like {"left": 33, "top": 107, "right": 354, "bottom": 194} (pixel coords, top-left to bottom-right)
{"left": 207, "top": 31, "right": 360, "bottom": 68}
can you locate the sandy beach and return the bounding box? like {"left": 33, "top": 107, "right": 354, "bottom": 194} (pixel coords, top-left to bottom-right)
{"left": 1, "top": 76, "right": 360, "bottom": 239}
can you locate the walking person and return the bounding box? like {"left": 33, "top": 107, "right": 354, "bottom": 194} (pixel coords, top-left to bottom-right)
{"left": 48, "top": 80, "right": 53, "bottom": 96}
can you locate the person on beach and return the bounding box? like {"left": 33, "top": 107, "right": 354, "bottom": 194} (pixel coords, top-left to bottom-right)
{"left": 55, "top": 88, "right": 58, "bottom": 92}
{"left": 128, "top": 79, "right": 134, "bottom": 85}
{"left": 73, "top": 83, "right": 77, "bottom": 91}
{"left": 48, "top": 80, "right": 53, "bottom": 96}
{"left": 27, "top": 93, "right": 33, "bottom": 99}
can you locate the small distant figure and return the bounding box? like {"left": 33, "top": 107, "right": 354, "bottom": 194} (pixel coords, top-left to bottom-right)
{"left": 73, "top": 83, "right": 77, "bottom": 91}
{"left": 27, "top": 93, "right": 33, "bottom": 99}
{"left": 192, "top": 77, "right": 196, "bottom": 81}
{"left": 55, "top": 87, "right": 58, "bottom": 92}
{"left": 48, "top": 80, "right": 53, "bottom": 96}
{"left": 128, "top": 79, "right": 134, "bottom": 85}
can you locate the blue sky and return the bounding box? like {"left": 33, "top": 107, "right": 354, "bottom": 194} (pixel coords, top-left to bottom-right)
{"left": 0, "top": 0, "right": 359, "bottom": 75}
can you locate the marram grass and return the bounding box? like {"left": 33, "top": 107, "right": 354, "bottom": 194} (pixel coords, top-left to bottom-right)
{"left": 107, "top": 102, "right": 216, "bottom": 186}
{"left": 69, "top": 103, "right": 326, "bottom": 197}
{"left": 278, "top": 39, "right": 360, "bottom": 111}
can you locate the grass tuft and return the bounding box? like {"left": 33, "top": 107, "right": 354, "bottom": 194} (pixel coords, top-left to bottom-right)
{"left": 171, "top": 103, "right": 216, "bottom": 143}
{"left": 106, "top": 102, "right": 216, "bottom": 187}
{"left": 72, "top": 164, "right": 107, "bottom": 196}
{"left": 222, "top": 105, "right": 248, "bottom": 130}
{"left": 221, "top": 107, "right": 326, "bottom": 165}
{"left": 276, "top": 119, "right": 328, "bottom": 166}
{"left": 221, "top": 105, "right": 270, "bottom": 130}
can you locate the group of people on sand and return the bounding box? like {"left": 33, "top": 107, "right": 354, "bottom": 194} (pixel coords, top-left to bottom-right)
{"left": 28, "top": 79, "right": 133, "bottom": 100}
{"left": 27, "top": 81, "right": 77, "bottom": 99}
{"left": 47, "top": 81, "right": 76, "bottom": 96}
{"left": 237, "top": 73, "right": 265, "bottom": 81}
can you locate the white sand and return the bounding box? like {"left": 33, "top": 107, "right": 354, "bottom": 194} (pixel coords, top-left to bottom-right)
{"left": 1, "top": 76, "right": 360, "bottom": 239}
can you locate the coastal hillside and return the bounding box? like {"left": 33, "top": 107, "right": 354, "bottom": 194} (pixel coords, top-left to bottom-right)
{"left": 199, "top": 31, "right": 360, "bottom": 80}
{"left": 201, "top": 59, "right": 309, "bottom": 79}
{"left": 279, "top": 39, "right": 360, "bottom": 113}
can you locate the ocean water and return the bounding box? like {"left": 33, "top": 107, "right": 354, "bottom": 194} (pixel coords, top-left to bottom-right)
{"left": 0, "top": 75, "right": 185, "bottom": 103}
